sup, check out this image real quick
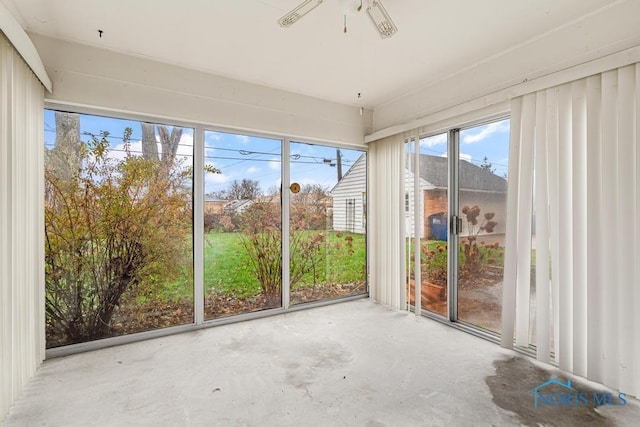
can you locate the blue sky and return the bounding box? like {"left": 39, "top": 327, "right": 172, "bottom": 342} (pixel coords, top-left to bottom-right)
{"left": 204, "top": 131, "right": 364, "bottom": 195}
{"left": 44, "top": 110, "right": 508, "bottom": 191}
{"left": 44, "top": 110, "right": 364, "bottom": 195}
{"left": 44, "top": 109, "right": 194, "bottom": 166}
{"left": 419, "top": 119, "right": 510, "bottom": 178}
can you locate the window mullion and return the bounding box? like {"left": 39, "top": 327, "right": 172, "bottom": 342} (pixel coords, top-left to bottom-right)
{"left": 194, "top": 125, "right": 205, "bottom": 325}
{"left": 282, "top": 138, "right": 291, "bottom": 310}
{"left": 448, "top": 128, "right": 460, "bottom": 322}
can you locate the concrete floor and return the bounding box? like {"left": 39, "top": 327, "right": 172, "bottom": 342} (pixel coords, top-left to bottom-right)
{"left": 4, "top": 300, "right": 640, "bottom": 426}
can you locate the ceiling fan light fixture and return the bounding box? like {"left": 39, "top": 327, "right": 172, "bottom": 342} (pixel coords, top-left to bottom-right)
{"left": 366, "top": 0, "right": 397, "bottom": 38}
{"left": 277, "top": 0, "right": 397, "bottom": 38}
{"left": 278, "top": 0, "right": 324, "bottom": 27}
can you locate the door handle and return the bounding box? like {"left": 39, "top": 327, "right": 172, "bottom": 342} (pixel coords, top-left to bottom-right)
{"left": 450, "top": 215, "right": 463, "bottom": 235}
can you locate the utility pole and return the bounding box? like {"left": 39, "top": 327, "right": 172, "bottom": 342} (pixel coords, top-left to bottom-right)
{"left": 336, "top": 148, "right": 343, "bottom": 181}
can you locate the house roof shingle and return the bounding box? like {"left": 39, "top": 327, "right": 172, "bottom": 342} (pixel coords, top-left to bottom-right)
{"left": 415, "top": 155, "right": 507, "bottom": 192}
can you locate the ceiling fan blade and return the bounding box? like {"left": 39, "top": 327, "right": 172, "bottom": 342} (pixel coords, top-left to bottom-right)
{"left": 278, "top": 0, "right": 324, "bottom": 28}
{"left": 366, "top": 0, "right": 397, "bottom": 38}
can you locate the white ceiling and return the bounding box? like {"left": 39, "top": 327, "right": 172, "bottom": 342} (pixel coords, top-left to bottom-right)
{"left": 5, "top": 0, "right": 624, "bottom": 108}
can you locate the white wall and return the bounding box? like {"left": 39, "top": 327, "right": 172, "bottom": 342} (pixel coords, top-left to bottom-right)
{"left": 0, "top": 31, "right": 46, "bottom": 422}
{"left": 371, "top": 0, "right": 640, "bottom": 135}
{"left": 30, "top": 34, "right": 371, "bottom": 147}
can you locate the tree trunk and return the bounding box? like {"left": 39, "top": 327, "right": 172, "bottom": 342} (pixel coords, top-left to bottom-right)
{"left": 141, "top": 122, "right": 159, "bottom": 161}
{"left": 49, "top": 112, "right": 81, "bottom": 181}
{"left": 157, "top": 125, "right": 183, "bottom": 170}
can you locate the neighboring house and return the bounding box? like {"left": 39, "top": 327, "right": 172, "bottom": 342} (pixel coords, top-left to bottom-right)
{"left": 330, "top": 154, "right": 367, "bottom": 234}
{"left": 204, "top": 197, "right": 227, "bottom": 215}
{"left": 333, "top": 154, "right": 507, "bottom": 240}
{"left": 224, "top": 199, "right": 253, "bottom": 214}
{"left": 411, "top": 155, "right": 508, "bottom": 240}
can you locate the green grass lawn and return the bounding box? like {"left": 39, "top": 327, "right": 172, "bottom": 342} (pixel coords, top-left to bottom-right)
{"left": 149, "top": 230, "right": 366, "bottom": 302}
{"left": 204, "top": 230, "right": 366, "bottom": 297}
{"left": 294, "top": 231, "right": 366, "bottom": 289}
{"left": 204, "top": 231, "right": 261, "bottom": 298}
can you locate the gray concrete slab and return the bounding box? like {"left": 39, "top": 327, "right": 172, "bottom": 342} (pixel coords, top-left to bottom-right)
{"left": 4, "top": 300, "right": 640, "bottom": 426}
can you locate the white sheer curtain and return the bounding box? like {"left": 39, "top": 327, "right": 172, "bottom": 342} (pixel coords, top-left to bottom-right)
{"left": 368, "top": 134, "right": 406, "bottom": 309}
{"left": 0, "top": 31, "right": 46, "bottom": 420}
{"left": 502, "top": 63, "right": 640, "bottom": 397}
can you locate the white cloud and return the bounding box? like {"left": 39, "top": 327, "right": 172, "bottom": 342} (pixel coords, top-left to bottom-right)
{"left": 206, "top": 132, "right": 222, "bottom": 142}
{"left": 246, "top": 166, "right": 259, "bottom": 174}
{"left": 110, "top": 132, "right": 194, "bottom": 159}
{"left": 236, "top": 135, "right": 250, "bottom": 144}
{"left": 268, "top": 158, "right": 281, "bottom": 170}
{"left": 440, "top": 152, "right": 472, "bottom": 162}
{"left": 462, "top": 121, "right": 509, "bottom": 144}
{"left": 176, "top": 133, "right": 194, "bottom": 157}
{"left": 205, "top": 171, "right": 228, "bottom": 187}
{"left": 420, "top": 133, "right": 447, "bottom": 147}
{"left": 106, "top": 131, "right": 195, "bottom": 171}
{"left": 109, "top": 140, "right": 143, "bottom": 162}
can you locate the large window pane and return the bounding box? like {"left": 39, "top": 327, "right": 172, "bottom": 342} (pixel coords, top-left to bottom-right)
{"left": 44, "top": 110, "right": 194, "bottom": 348}
{"left": 457, "top": 119, "right": 510, "bottom": 333}
{"left": 204, "top": 131, "right": 282, "bottom": 319}
{"left": 289, "top": 143, "right": 367, "bottom": 305}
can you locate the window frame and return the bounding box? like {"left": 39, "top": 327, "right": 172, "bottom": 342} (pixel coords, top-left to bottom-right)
{"left": 406, "top": 114, "right": 512, "bottom": 345}
{"left": 44, "top": 102, "right": 369, "bottom": 358}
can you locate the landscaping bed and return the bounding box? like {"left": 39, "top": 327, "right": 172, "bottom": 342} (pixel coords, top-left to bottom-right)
{"left": 47, "top": 281, "right": 367, "bottom": 348}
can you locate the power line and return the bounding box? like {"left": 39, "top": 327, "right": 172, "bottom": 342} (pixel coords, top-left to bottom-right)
{"left": 44, "top": 143, "right": 349, "bottom": 167}
{"left": 45, "top": 129, "right": 357, "bottom": 167}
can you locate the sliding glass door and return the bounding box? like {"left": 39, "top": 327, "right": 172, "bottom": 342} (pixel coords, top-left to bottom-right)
{"left": 456, "top": 120, "right": 510, "bottom": 333}
{"left": 406, "top": 118, "right": 510, "bottom": 335}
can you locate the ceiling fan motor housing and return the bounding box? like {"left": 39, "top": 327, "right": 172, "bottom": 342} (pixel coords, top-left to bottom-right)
{"left": 340, "top": 0, "right": 362, "bottom": 15}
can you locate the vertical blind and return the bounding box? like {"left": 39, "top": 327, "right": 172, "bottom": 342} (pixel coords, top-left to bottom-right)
{"left": 0, "top": 31, "right": 46, "bottom": 421}
{"left": 368, "top": 134, "right": 406, "bottom": 309}
{"left": 502, "top": 63, "right": 640, "bottom": 397}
